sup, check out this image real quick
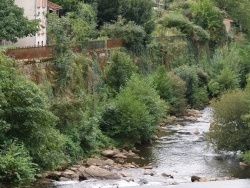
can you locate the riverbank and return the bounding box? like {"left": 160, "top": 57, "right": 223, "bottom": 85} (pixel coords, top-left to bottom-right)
{"left": 34, "top": 107, "right": 250, "bottom": 188}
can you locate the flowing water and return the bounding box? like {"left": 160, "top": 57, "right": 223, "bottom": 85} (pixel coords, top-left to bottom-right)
{"left": 38, "top": 107, "right": 250, "bottom": 188}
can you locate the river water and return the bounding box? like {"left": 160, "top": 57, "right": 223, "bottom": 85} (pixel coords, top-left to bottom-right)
{"left": 39, "top": 107, "right": 250, "bottom": 188}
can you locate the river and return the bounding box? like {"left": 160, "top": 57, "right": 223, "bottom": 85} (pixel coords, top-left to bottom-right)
{"left": 38, "top": 107, "right": 250, "bottom": 188}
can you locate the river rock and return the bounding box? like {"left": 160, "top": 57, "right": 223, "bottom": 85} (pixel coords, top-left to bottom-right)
{"left": 151, "top": 135, "right": 159, "bottom": 140}
{"left": 144, "top": 165, "right": 153, "bottom": 169}
{"left": 193, "top": 129, "right": 200, "bottom": 135}
{"left": 86, "top": 158, "right": 114, "bottom": 167}
{"left": 84, "top": 166, "right": 120, "bottom": 180}
{"left": 45, "top": 171, "right": 62, "bottom": 181}
{"left": 183, "top": 116, "right": 197, "bottom": 121}
{"left": 77, "top": 166, "right": 89, "bottom": 180}
{"left": 162, "top": 173, "right": 174, "bottom": 178}
{"left": 239, "top": 162, "right": 249, "bottom": 166}
{"left": 191, "top": 175, "right": 201, "bottom": 182}
{"left": 59, "top": 177, "right": 71, "bottom": 181}
{"left": 62, "top": 169, "right": 79, "bottom": 180}
{"left": 101, "top": 149, "right": 120, "bottom": 157}
{"left": 125, "top": 150, "right": 138, "bottom": 158}
{"left": 113, "top": 153, "right": 127, "bottom": 158}
{"left": 132, "top": 147, "right": 140, "bottom": 153}
{"left": 138, "top": 178, "right": 148, "bottom": 185}
{"left": 125, "top": 177, "right": 134, "bottom": 182}
{"left": 186, "top": 109, "right": 201, "bottom": 118}
{"left": 123, "top": 163, "right": 136, "bottom": 168}
{"left": 121, "top": 173, "right": 131, "bottom": 177}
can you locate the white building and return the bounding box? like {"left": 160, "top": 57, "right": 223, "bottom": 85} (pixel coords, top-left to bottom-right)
{"left": 3, "top": 0, "right": 61, "bottom": 47}
{"left": 12, "top": 0, "right": 47, "bottom": 47}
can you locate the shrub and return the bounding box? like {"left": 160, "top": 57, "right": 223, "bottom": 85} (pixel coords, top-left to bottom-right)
{"left": 101, "top": 17, "right": 146, "bottom": 53}
{"left": 0, "top": 53, "right": 68, "bottom": 169}
{"left": 104, "top": 51, "right": 137, "bottom": 93}
{"left": 0, "top": 141, "right": 37, "bottom": 186}
{"left": 51, "top": 94, "right": 111, "bottom": 157}
{"left": 241, "top": 151, "right": 250, "bottom": 164}
{"left": 207, "top": 90, "right": 250, "bottom": 151}
{"left": 100, "top": 75, "right": 167, "bottom": 146}
{"left": 174, "top": 65, "right": 208, "bottom": 108}
{"left": 152, "top": 66, "right": 187, "bottom": 115}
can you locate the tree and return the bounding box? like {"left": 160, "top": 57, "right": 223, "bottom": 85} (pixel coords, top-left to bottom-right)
{"left": 68, "top": 2, "right": 98, "bottom": 43}
{"left": 101, "top": 17, "right": 146, "bottom": 53}
{"left": 104, "top": 51, "right": 137, "bottom": 93}
{"left": 0, "top": 0, "right": 38, "bottom": 43}
{"left": 213, "top": 0, "right": 250, "bottom": 38}
{"left": 100, "top": 75, "right": 167, "bottom": 146}
{"left": 207, "top": 89, "right": 250, "bottom": 152}
{"left": 119, "top": 0, "right": 156, "bottom": 36}
{"left": 0, "top": 52, "right": 68, "bottom": 169}
{"left": 190, "top": 0, "right": 227, "bottom": 47}
{"left": 84, "top": 0, "right": 120, "bottom": 27}
{"left": 47, "top": 13, "right": 74, "bottom": 93}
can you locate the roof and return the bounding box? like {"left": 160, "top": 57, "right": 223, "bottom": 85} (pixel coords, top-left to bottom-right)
{"left": 47, "top": 1, "right": 62, "bottom": 10}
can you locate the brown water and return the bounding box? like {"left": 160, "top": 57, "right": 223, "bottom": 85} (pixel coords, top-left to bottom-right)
{"left": 36, "top": 107, "right": 250, "bottom": 188}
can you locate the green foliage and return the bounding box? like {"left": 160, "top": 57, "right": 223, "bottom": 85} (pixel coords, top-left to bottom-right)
{"left": 47, "top": 14, "right": 74, "bottom": 93}
{"left": 0, "top": 53, "right": 68, "bottom": 169}
{"left": 0, "top": 0, "right": 38, "bottom": 42}
{"left": 119, "top": 0, "right": 156, "bottom": 36}
{"left": 174, "top": 65, "right": 208, "bottom": 108}
{"left": 104, "top": 51, "right": 137, "bottom": 93}
{"left": 152, "top": 66, "right": 187, "bottom": 115}
{"left": 213, "top": 0, "right": 250, "bottom": 38}
{"left": 241, "top": 151, "right": 250, "bottom": 164}
{"left": 190, "top": 0, "right": 227, "bottom": 46}
{"left": 101, "top": 17, "right": 146, "bottom": 53}
{"left": 51, "top": 98, "right": 84, "bottom": 158}
{"left": 68, "top": 2, "right": 97, "bottom": 43}
{"left": 207, "top": 90, "right": 250, "bottom": 151}
{"left": 86, "top": 0, "right": 155, "bottom": 37}
{"left": 207, "top": 45, "right": 243, "bottom": 96}
{"left": 159, "top": 11, "right": 210, "bottom": 43}
{"left": 85, "top": 0, "right": 121, "bottom": 27}
{"left": 100, "top": 75, "right": 167, "bottom": 146}
{"left": 0, "top": 141, "right": 37, "bottom": 186}
{"left": 51, "top": 94, "right": 111, "bottom": 157}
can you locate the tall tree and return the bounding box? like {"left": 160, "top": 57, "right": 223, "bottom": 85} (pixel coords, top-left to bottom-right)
{"left": 0, "top": 0, "right": 38, "bottom": 43}
{"left": 213, "top": 0, "right": 250, "bottom": 38}
{"left": 119, "top": 0, "right": 155, "bottom": 36}
{"left": 85, "top": 0, "right": 120, "bottom": 27}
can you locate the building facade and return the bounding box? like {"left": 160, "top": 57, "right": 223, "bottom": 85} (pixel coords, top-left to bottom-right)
{"left": 11, "top": 0, "right": 47, "bottom": 47}
{"left": 2, "top": 1, "right": 61, "bottom": 47}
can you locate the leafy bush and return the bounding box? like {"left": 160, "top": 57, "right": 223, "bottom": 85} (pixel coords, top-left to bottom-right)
{"left": 159, "top": 11, "right": 210, "bottom": 43}
{"left": 104, "top": 51, "right": 137, "bottom": 93}
{"left": 241, "top": 151, "right": 250, "bottom": 164}
{"left": 0, "top": 53, "right": 68, "bottom": 169}
{"left": 101, "top": 17, "right": 146, "bottom": 53}
{"left": 52, "top": 94, "right": 111, "bottom": 157}
{"left": 152, "top": 66, "right": 187, "bottom": 115}
{"left": 207, "top": 90, "right": 250, "bottom": 151}
{"left": 174, "top": 65, "right": 208, "bottom": 108}
{"left": 0, "top": 141, "right": 37, "bottom": 186}
{"left": 100, "top": 75, "right": 167, "bottom": 146}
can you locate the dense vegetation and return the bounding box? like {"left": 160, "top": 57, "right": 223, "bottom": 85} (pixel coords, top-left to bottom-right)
{"left": 1, "top": 0, "right": 250, "bottom": 186}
